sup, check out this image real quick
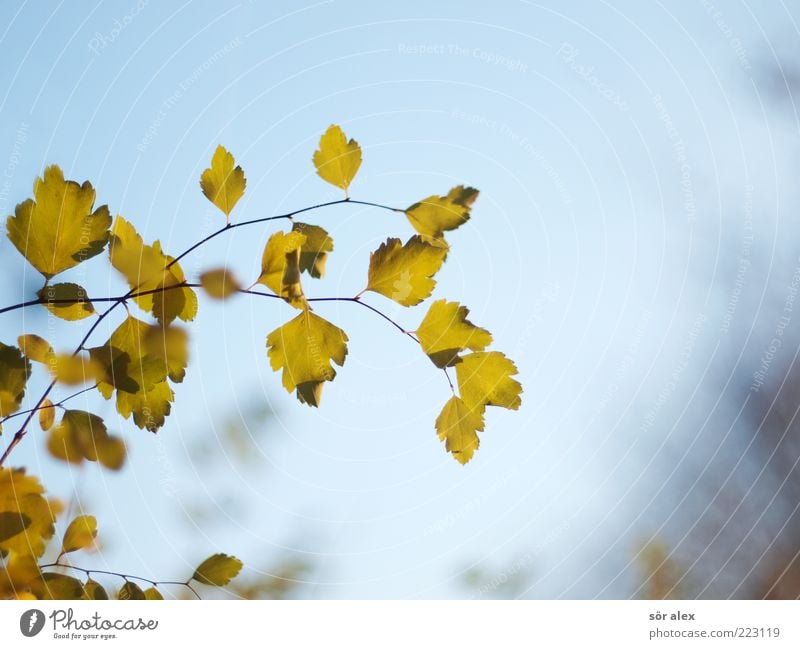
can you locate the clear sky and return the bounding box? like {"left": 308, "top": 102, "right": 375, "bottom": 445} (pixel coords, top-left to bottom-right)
{"left": 1, "top": 0, "right": 798, "bottom": 598}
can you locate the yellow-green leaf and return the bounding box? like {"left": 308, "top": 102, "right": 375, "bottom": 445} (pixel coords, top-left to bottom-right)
{"left": 366, "top": 235, "right": 447, "bottom": 306}
{"left": 192, "top": 553, "right": 243, "bottom": 586}
{"left": 115, "top": 381, "right": 174, "bottom": 433}
{"left": 17, "top": 334, "right": 53, "bottom": 363}
{"left": 416, "top": 300, "right": 492, "bottom": 368}
{"left": 0, "top": 468, "right": 56, "bottom": 559}
{"left": 405, "top": 186, "right": 478, "bottom": 242}
{"left": 143, "top": 586, "right": 164, "bottom": 600}
{"left": 0, "top": 512, "right": 30, "bottom": 543}
{"left": 0, "top": 343, "right": 31, "bottom": 418}
{"left": 48, "top": 410, "right": 126, "bottom": 470}
{"left": 31, "top": 573, "right": 84, "bottom": 600}
{"left": 48, "top": 353, "right": 102, "bottom": 386}
{"left": 83, "top": 579, "right": 108, "bottom": 600}
{"left": 200, "top": 268, "right": 241, "bottom": 300}
{"left": 200, "top": 145, "right": 246, "bottom": 219}
{"left": 39, "top": 399, "right": 55, "bottom": 432}
{"left": 257, "top": 230, "right": 306, "bottom": 308}
{"left": 62, "top": 515, "right": 97, "bottom": 554}
{"left": 6, "top": 165, "right": 111, "bottom": 278}
{"left": 455, "top": 351, "right": 522, "bottom": 413}
{"left": 118, "top": 581, "right": 146, "bottom": 600}
{"left": 292, "top": 222, "right": 333, "bottom": 278}
{"left": 37, "top": 283, "right": 95, "bottom": 321}
{"left": 108, "top": 216, "right": 197, "bottom": 325}
{"left": 312, "top": 124, "right": 361, "bottom": 196}
{"left": 266, "top": 310, "right": 348, "bottom": 406}
{"left": 435, "top": 396, "right": 484, "bottom": 465}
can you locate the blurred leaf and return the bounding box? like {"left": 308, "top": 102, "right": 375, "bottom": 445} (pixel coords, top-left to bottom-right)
{"left": 31, "top": 572, "right": 84, "bottom": 600}
{"left": 17, "top": 334, "right": 53, "bottom": 363}
{"left": 47, "top": 410, "right": 126, "bottom": 470}
{"left": 117, "top": 581, "right": 146, "bottom": 600}
{"left": 62, "top": 515, "right": 97, "bottom": 554}
{"left": 200, "top": 268, "right": 241, "bottom": 300}
{"left": 0, "top": 468, "right": 55, "bottom": 559}
{"left": 83, "top": 578, "right": 108, "bottom": 600}
{"left": 143, "top": 586, "right": 164, "bottom": 600}
{"left": 192, "top": 553, "right": 243, "bottom": 586}
{"left": 0, "top": 512, "right": 31, "bottom": 543}
{"left": 0, "top": 343, "right": 31, "bottom": 418}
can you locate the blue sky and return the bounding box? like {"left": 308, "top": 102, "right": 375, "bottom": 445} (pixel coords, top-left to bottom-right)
{"left": 1, "top": 1, "right": 798, "bottom": 598}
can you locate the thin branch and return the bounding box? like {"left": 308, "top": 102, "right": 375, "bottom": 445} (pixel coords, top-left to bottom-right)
{"left": 0, "top": 384, "right": 98, "bottom": 425}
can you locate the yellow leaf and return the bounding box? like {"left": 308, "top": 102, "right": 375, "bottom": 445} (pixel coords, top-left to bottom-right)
{"left": 116, "top": 380, "right": 174, "bottom": 433}
{"left": 292, "top": 222, "right": 333, "bottom": 278}
{"left": 117, "top": 581, "right": 146, "bottom": 600}
{"left": 31, "top": 573, "right": 84, "bottom": 600}
{"left": 143, "top": 324, "right": 189, "bottom": 383}
{"left": 62, "top": 515, "right": 97, "bottom": 554}
{"left": 200, "top": 145, "right": 246, "bottom": 219}
{"left": 0, "top": 512, "right": 30, "bottom": 543}
{"left": 48, "top": 410, "right": 126, "bottom": 470}
{"left": 366, "top": 235, "right": 447, "bottom": 306}
{"left": 39, "top": 399, "right": 55, "bottom": 432}
{"left": 6, "top": 165, "right": 111, "bottom": 278}
{"left": 200, "top": 268, "right": 241, "bottom": 299}
{"left": 192, "top": 553, "right": 243, "bottom": 586}
{"left": 0, "top": 468, "right": 56, "bottom": 559}
{"left": 36, "top": 283, "right": 95, "bottom": 321}
{"left": 416, "top": 300, "right": 492, "bottom": 368}
{"left": 49, "top": 353, "right": 102, "bottom": 386}
{"left": 455, "top": 351, "right": 522, "bottom": 413}
{"left": 405, "top": 186, "right": 479, "bottom": 241}
{"left": 0, "top": 343, "right": 31, "bottom": 418}
{"left": 266, "top": 310, "right": 348, "bottom": 406}
{"left": 0, "top": 555, "right": 40, "bottom": 599}
{"left": 108, "top": 216, "right": 197, "bottom": 325}
{"left": 83, "top": 579, "right": 108, "bottom": 600}
{"left": 312, "top": 124, "right": 361, "bottom": 196}
{"left": 435, "top": 396, "right": 484, "bottom": 465}
{"left": 143, "top": 586, "right": 164, "bottom": 600}
{"left": 257, "top": 230, "right": 306, "bottom": 308}
{"left": 17, "top": 334, "right": 53, "bottom": 363}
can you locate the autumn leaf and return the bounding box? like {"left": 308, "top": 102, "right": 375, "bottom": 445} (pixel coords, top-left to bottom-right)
{"left": 17, "top": 334, "right": 53, "bottom": 363}
{"left": 200, "top": 145, "right": 246, "bottom": 219}
{"left": 39, "top": 399, "right": 55, "bottom": 432}
{"left": 0, "top": 468, "right": 56, "bottom": 559}
{"left": 6, "top": 165, "right": 111, "bottom": 278}
{"left": 83, "top": 579, "right": 109, "bottom": 600}
{"left": 192, "top": 553, "right": 243, "bottom": 586}
{"left": 455, "top": 351, "right": 522, "bottom": 413}
{"left": 313, "top": 124, "right": 361, "bottom": 196}
{"left": 405, "top": 185, "right": 478, "bottom": 242}
{"left": 0, "top": 343, "right": 31, "bottom": 418}
{"left": 30, "top": 573, "right": 84, "bottom": 600}
{"left": 416, "top": 300, "right": 492, "bottom": 368}
{"left": 61, "top": 515, "right": 97, "bottom": 554}
{"left": 266, "top": 309, "right": 348, "bottom": 406}
{"left": 200, "top": 268, "right": 241, "bottom": 300}
{"left": 257, "top": 230, "right": 306, "bottom": 308}
{"left": 292, "top": 222, "right": 333, "bottom": 278}
{"left": 118, "top": 581, "right": 146, "bottom": 600}
{"left": 366, "top": 235, "right": 447, "bottom": 306}
{"left": 435, "top": 396, "right": 484, "bottom": 465}
{"left": 144, "top": 586, "right": 164, "bottom": 600}
{"left": 47, "top": 410, "right": 126, "bottom": 470}
{"left": 37, "top": 283, "right": 95, "bottom": 321}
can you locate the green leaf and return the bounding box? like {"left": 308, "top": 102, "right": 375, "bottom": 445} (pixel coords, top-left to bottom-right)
{"left": 31, "top": 572, "right": 84, "bottom": 599}
{"left": 83, "top": 579, "right": 108, "bottom": 600}
{"left": 143, "top": 586, "right": 164, "bottom": 600}
{"left": 192, "top": 553, "right": 243, "bottom": 586}
{"left": 312, "top": 124, "right": 361, "bottom": 196}
{"left": 200, "top": 145, "right": 246, "bottom": 219}
{"left": 6, "top": 165, "right": 111, "bottom": 278}
{"left": 292, "top": 222, "right": 333, "bottom": 278}
{"left": 0, "top": 343, "right": 31, "bottom": 418}
{"left": 366, "top": 235, "right": 447, "bottom": 306}
{"left": 416, "top": 300, "right": 492, "bottom": 368}
{"left": 435, "top": 396, "right": 484, "bottom": 465}
{"left": 37, "top": 283, "right": 95, "bottom": 321}
{"left": 62, "top": 515, "right": 97, "bottom": 554}
{"left": 257, "top": 230, "right": 307, "bottom": 308}
{"left": 405, "top": 186, "right": 478, "bottom": 242}
{"left": 118, "top": 581, "right": 146, "bottom": 600}
{"left": 0, "top": 512, "right": 31, "bottom": 543}
{"left": 200, "top": 268, "right": 241, "bottom": 300}
{"left": 455, "top": 351, "right": 522, "bottom": 413}
{"left": 266, "top": 309, "right": 348, "bottom": 407}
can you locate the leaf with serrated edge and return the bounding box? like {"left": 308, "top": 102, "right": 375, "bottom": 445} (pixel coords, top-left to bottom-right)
{"left": 312, "top": 125, "right": 361, "bottom": 196}
{"left": 435, "top": 396, "right": 484, "bottom": 465}
{"left": 416, "top": 300, "right": 492, "bottom": 368}
{"left": 192, "top": 553, "right": 243, "bottom": 586}
{"left": 366, "top": 236, "right": 447, "bottom": 306}
{"left": 200, "top": 145, "right": 246, "bottom": 219}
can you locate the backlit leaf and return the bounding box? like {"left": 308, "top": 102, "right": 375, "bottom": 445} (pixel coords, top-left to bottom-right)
{"left": 83, "top": 579, "right": 108, "bottom": 600}
{"left": 405, "top": 186, "right": 478, "bottom": 242}
{"left": 17, "top": 334, "right": 53, "bottom": 363}
{"left": 192, "top": 553, "right": 243, "bottom": 586}
{"left": 143, "top": 586, "right": 164, "bottom": 600}
{"left": 0, "top": 343, "right": 31, "bottom": 418}
{"left": 47, "top": 410, "right": 126, "bottom": 470}
{"left": 200, "top": 145, "right": 246, "bottom": 219}
{"left": 38, "top": 399, "right": 55, "bottom": 432}
{"left": 62, "top": 515, "right": 97, "bottom": 554}
{"left": 6, "top": 165, "right": 111, "bottom": 278}
{"left": 435, "top": 396, "right": 484, "bottom": 465}
{"left": 455, "top": 351, "right": 522, "bottom": 413}
{"left": 0, "top": 468, "right": 56, "bottom": 559}
{"left": 0, "top": 512, "right": 30, "bottom": 543}
{"left": 31, "top": 573, "right": 84, "bottom": 600}
{"left": 36, "top": 283, "right": 95, "bottom": 321}
{"left": 366, "top": 235, "right": 447, "bottom": 306}
{"left": 266, "top": 309, "right": 348, "bottom": 406}
{"left": 48, "top": 353, "right": 102, "bottom": 386}
{"left": 292, "top": 222, "right": 333, "bottom": 278}
{"left": 416, "top": 300, "right": 492, "bottom": 368}
{"left": 117, "top": 581, "right": 146, "bottom": 600}
{"left": 200, "top": 268, "right": 241, "bottom": 300}
{"left": 312, "top": 124, "right": 361, "bottom": 196}
{"left": 257, "top": 230, "right": 306, "bottom": 308}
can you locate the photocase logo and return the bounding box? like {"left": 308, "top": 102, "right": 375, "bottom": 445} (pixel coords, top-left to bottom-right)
{"left": 20, "top": 609, "right": 45, "bottom": 637}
